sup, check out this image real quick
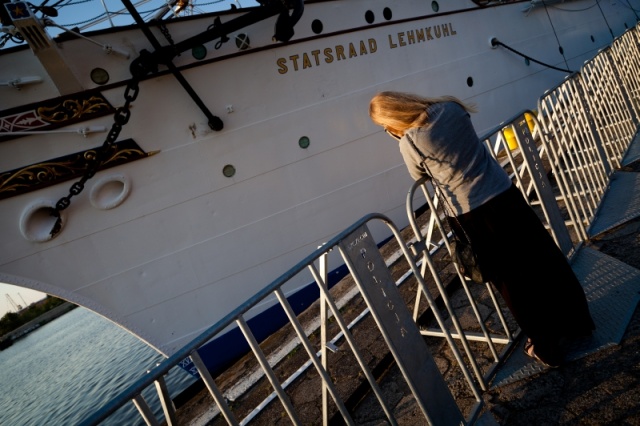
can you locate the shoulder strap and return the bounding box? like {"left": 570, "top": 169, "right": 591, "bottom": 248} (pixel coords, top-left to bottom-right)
{"left": 406, "top": 134, "right": 473, "bottom": 244}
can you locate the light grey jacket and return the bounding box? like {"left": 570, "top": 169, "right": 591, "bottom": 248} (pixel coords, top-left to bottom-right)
{"left": 398, "top": 102, "right": 511, "bottom": 215}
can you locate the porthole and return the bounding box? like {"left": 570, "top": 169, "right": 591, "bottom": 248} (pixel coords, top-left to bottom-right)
{"left": 90, "top": 68, "right": 109, "bottom": 85}
{"left": 525, "top": 58, "right": 530, "bottom": 66}
{"left": 192, "top": 45, "right": 207, "bottom": 60}
{"left": 20, "top": 200, "right": 64, "bottom": 242}
{"left": 383, "top": 7, "right": 393, "bottom": 20}
{"left": 467, "top": 77, "right": 474, "bottom": 87}
{"left": 365, "top": 10, "right": 375, "bottom": 24}
{"left": 312, "top": 19, "right": 323, "bottom": 34}
{"left": 299, "top": 136, "right": 310, "bottom": 149}
{"left": 591, "top": 35, "right": 595, "bottom": 43}
{"left": 223, "top": 164, "right": 236, "bottom": 177}
{"left": 559, "top": 46, "right": 564, "bottom": 55}
{"left": 432, "top": 1, "right": 440, "bottom": 12}
{"left": 90, "top": 174, "right": 131, "bottom": 210}
{"left": 236, "top": 33, "right": 250, "bottom": 50}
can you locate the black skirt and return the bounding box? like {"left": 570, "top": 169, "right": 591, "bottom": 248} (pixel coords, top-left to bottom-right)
{"left": 450, "top": 184, "right": 595, "bottom": 352}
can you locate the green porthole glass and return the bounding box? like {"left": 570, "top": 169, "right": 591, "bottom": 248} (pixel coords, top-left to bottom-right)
{"left": 90, "top": 68, "right": 109, "bottom": 85}
{"left": 299, "top": 136, "right": 310, "bottom": 149}
{"left": 192, "top": 45, "right": 207, "bottom": 60}
{"left": 432, "top": 1, "right": 439, "bottom": 12}
{"left": 222, "top": 164, "right": 236, "bottom": 177}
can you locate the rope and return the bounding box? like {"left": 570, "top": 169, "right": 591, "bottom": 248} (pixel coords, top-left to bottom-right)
{"left": 56, "top": 0, "right": 228, "bottom": 27}
{"left": 539, "top": 0, "right": 572, "bottom": 71}
{"left": 491, "top": 38, "right": 574, "bottom": 73}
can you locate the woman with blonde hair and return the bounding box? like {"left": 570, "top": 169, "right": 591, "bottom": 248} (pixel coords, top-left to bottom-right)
{"left": 369, "top": 91, "right": 594, "bottom": 367}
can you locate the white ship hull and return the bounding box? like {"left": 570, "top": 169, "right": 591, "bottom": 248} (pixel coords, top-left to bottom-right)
{"left": 1, "top": 0, "right": 637, "bottom": 373}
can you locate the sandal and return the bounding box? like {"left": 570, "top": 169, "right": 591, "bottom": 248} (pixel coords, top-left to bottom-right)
{"left": 523, "top": 338, "right": 560, "bottom": 368}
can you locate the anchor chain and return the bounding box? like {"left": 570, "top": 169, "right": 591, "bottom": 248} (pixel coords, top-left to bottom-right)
{"left": 159, "top": 22, "right": 180, "bottom": 57}
{"left": 49, "top": 79, "right": 140, "bottom": 237}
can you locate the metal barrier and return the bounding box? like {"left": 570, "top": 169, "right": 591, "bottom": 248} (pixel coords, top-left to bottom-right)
{"left": 535, "top": 25, "right": 640, "bottom": 240}
{"left": 608, "top": 25, "right": 640, "bottom": 123}
{"left": 81, "top": 212, "right": 503, "bottom": 426}
{"left": 581, "top": 47, "right": 637, "bottom": 169}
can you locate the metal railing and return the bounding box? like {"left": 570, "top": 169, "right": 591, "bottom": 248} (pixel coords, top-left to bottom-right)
{"left": 82, "top": 211, "right": 504, "bottom": 425}
{"left": 535, "top": 24, "right": 640, "bottom": 241}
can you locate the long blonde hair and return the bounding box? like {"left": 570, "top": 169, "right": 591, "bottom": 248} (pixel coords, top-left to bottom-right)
{"left": 369, "top": 91, "right": 476, "bottom": 136}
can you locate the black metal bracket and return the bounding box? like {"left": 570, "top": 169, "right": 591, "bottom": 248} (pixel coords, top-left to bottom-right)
{"left": 123, "top": 0, "right": 303, "bottom": 131}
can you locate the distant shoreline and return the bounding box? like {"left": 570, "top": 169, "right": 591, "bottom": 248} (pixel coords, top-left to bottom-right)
{"left": 0, "top": 302, "right": 76, "bottom": 349}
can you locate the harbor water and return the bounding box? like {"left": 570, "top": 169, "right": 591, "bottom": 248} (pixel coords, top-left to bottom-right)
{"left": 0, "top": 307, "right": 196, "bottom": 425}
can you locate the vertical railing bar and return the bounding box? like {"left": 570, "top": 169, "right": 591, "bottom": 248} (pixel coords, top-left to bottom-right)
{"left": 595, "top": 57, "right": 624, "bottom": 165}
{"left": 365, "top": 217, "right": 485, "bottom": 400}
{"left": 152, "top": 373, "right": 177, "bottom": 426}
{"left": 604, "top": 47, "right": 640, "bottom": 155}
{"left": 604, "top": 49, "right": 635, "bottom": 158}
{"left": 412, "top": 255, "right": 426, "bottom": 321}
{"left": 612, "top": 32, "right": 640, "bottom": 123}
{"left": 497, "top": 131, "right": 527, "bottom": 194}
{"left": 190, "top": 351, "right": 240, "bottom": 426}
{"left": 535, "top": 108, "right": 587, "bottom": 241}
{"left": 273, "top": 288, "right": 355, "bottom": 425}
{"left": 577, "top": 73, "right": 613, "bottom": 186}
{"left": 584, "top": 54, "right": 624, "bottom": 166}
{"left": 132, "top": 394, "right": 161, "bottom": 426}
{"left": 417, "top": 180, "right": 503, "bottom": 363}
{"left": 572, "top": 115, "right": 601, "bottom": 213}
{"left": 307, "top": 262, "right": 398, "bottom": 426}
{"left": 570, "top": 78, "right": 604, "bottom": 210}
{"left": 510, "top": 121, "right": 560, "bottom": 235}
{"left": 235, "top": 316, "right": 301, "bottom": 425}
{"left": 554, "top": 88, "right": 586, "bottom": 217}
{"left": 423, "top": 184, "right": 439, "bottom": 245}
{"left": 484, "top": 281, "right": 514, "bottom": 342}
{"left": 410, "top": 183, "right": 438, "bottom": 322}
{"left": 372, "top": 219, "right": 484, "bottom": 399}
{"left": 318, "top": 251, "right": 330, "bottom": 426}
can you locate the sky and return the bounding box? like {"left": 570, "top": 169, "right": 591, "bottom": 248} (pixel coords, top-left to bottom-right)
{"left": 1, "top": 2, "right": 263, "bottom": 315}
{"left": 0, "top": 283, "right": 47, "bottom": 317}
{"left": 3, "top": 0, "right": 261, "bottom": 48}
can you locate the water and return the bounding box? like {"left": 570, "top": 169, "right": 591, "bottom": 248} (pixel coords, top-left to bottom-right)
{"left": 0, "top": 307, "right": 197, "bottom": 425}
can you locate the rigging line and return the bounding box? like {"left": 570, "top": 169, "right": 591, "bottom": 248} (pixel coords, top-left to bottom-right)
{"left": 548, "top": 2, "right": 599, "bottom": 12}
{"left": 541, "top": 0, "right": 571, "bottom": 71}
{"left": 595, "top": 0, "right": 615, "bottom": 39}
{"left": 491, "top": 39, "right": 574, "bottom": 73}
{"left": 57, "top": 0, "right": 93, "bottom": 7}
{"left": 623, "top": 0, "right": 640, "bottom": 21}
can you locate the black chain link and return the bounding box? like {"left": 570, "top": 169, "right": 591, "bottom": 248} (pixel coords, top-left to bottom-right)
{"left": 159, "top": 23, "right": 180, "bottom": 57}
{"left": 49, "top": 79, "right": 140, "bottom": 237}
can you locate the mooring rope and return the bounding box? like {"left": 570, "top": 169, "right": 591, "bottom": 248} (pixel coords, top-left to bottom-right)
{"left": 491, "top": 38, "right": 574, "bottom": 73}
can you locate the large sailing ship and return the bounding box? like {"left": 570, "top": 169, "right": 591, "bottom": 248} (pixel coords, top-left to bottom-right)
{"left": 1, "top": 0, "right": 638, "bottom": 374}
